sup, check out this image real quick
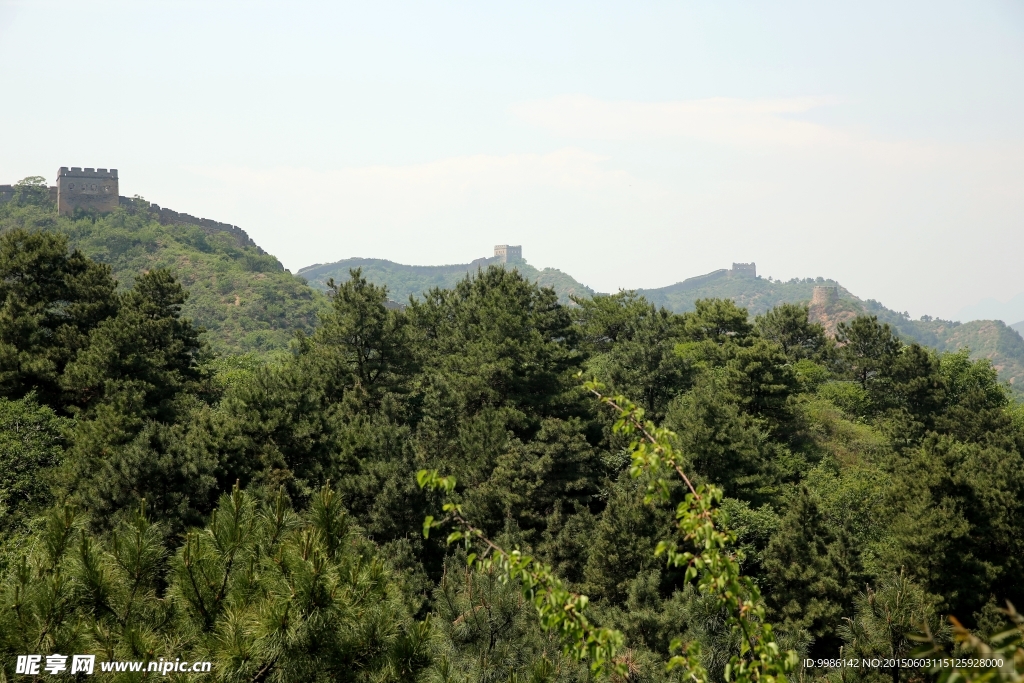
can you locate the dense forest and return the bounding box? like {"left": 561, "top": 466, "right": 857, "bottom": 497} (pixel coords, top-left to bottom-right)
{"left": 1, "top": 185, "right": 1023, "bottom": 682}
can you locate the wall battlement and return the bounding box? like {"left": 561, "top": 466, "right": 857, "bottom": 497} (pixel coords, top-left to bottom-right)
{"left": 59, "top": 167, "right": 119, "bottom": 179}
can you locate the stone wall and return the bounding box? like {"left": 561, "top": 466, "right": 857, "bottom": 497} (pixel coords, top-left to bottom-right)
{"left": 0, "top": 184, "right": 58, "bottom": 204}
{"left": 118, "top": 196, "right": 260, "bottom": 252}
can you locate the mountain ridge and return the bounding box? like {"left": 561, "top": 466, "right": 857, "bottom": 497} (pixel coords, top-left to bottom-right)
{"left": 299, "top": 250, "right": 1024, "bottom": 389}
{"left": 298, "top": 254, "right": 596, "bottom": 304}
{"left": 5, "top": 177, "right": 1022, "bottom": 389}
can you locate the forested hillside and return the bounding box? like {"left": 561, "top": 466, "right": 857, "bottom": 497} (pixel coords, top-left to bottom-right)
{"left": 303, "top": 255, "right": 1024, "bottom": 390}
{"left": 1, "top": 223, "right": 1021, "bottom": 682}
{"left": 0, "top": 180, "right": 324, "bottom": 355}
{"left": 299, "top": 253, "right": 595, "bottom": 304}
{"left": 638, "top": 272, "right": 839, "bottom": 315}
{"left": 639, "top": 271, "right": 1024, "bottom": 391}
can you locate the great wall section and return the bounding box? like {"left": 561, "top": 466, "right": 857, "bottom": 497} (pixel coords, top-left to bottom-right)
{"left": 1, "top": 168, "right": 262, "bottom": 253}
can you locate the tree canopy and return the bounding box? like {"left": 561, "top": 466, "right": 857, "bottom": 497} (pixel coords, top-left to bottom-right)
{"left": 0, "top": 232, "right": 1022, "bottom": 682}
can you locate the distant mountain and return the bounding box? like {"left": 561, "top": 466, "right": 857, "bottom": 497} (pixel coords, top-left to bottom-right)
{"left": 926, "top": 320, "right": 1024, "bottom": 385}
{"left": 638, "top": 265, "right": 845, "bottom": 316}
{"left": 637, "top": 264, "right": 1024, "bottom": 391}
{"left": 298, "top": 254, "right": 595, "bottom": 304}
{"left": 955, "top": 292, "right": 1024, "bottom": 324}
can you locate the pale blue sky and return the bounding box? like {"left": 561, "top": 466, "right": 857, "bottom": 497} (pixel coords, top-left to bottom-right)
{"left": 1, "top": 1, "right": 1022, "bottom": 319}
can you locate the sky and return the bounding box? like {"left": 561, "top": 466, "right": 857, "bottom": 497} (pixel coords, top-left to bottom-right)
{"left": 1, "top": 0, "right": 1022, "bottom": 321}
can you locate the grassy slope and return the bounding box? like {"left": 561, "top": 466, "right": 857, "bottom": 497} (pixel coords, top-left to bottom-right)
{"left": 0, "top": 201, "right": 325, "bottom": 355}
{"left": 298, "top": 256, "right": 595, "bottom": 304}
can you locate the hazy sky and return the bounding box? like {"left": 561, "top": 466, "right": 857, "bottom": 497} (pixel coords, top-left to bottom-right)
{"left": 2, "top": 1, "right": 1022, "bottom": 320}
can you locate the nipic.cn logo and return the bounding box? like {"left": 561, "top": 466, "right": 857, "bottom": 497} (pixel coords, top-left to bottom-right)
{"left": 14, "top": 654, "right": 212, "bottom": 676}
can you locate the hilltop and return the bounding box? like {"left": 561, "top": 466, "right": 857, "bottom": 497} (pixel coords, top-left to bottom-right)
{"left": 637, "top": 264, "right": 843, "bottom": 315}
{"left": 0, "top": 188, "right": 324, "bottom": 355}
{"left": 298, "top": 252, "right": 595, "bottom": 304}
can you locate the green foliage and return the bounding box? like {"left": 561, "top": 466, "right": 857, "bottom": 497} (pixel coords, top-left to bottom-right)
{"left": 836, "top": 317, "right": 902, "bottom": 391}
{"left": 409, "top": 266, "right": 583, "bottom": 424}
{"left": 916, "top": 601, "right": 1024, "bottom": 683}
{"left": 637, "top": 274, "right": 833, "bottom": 318}
{"left": 62, "top": 268, "right": 206, "bottom": 423}
{"left": 816, "top": 381, "right": 872, "bottom": 417}
{"left": 579, "top": 293, "right": 690, "bottom": 421}
{"left": 417, "top": 469, "right": 626, "bottom": 677}
{"left": 0, "top": 395, "right": 68, "bottom": 537}
{"left": 879, "top": 436, "right": 1024, "bottom": 621}
{"left": 429, "top": 554, "right": 589, "bottom": 682}
{"left": 318, "top": 269, "right": 413, "bottom": 402}
{"left": 0, "top": 229, "right": 117, "bottom": 411}
{"left": 838, "top": 570, "right": 946, "bottom": 683}
{"left": 0, "top": 201, "right": 324, "bottom": 355}
{"left": 0, "top": 484, "right": 430, "bottom": 682}
{"left": 11, "top": 176, "right": 54, "bottom": 208}
{"left": 589, "top": 385, "right": 798, "bottom": 683}
{"left": 681, "top": 299, "right": 753, "bottom": 344}
{"left": 762, "top": 487, "right": 857, "bottom": 657}
{"left": 0, "top": 230, "right": 1021, "bottom": 683}
{"left": 754, "top": 304, "right": 831, "bottom": 362}
{"left": 634, "top": 267, "right": 1024, "bottom": 392}
{"left": 58, "top": 269, "right": 215, "bottom": 531}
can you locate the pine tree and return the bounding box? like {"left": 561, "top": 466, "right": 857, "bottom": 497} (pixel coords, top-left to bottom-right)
{"left": 0, "top": 229, "right": 117, "bottom": 412}
{"left": 762, "top": 486, "right": 857, "bottom": 657}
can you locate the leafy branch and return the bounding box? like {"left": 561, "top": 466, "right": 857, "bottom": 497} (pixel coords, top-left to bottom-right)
{"left": 417, "top": 380, "right": 799, "bottom": 681}
{"left": 416, "top": 468, "right": 626, "bottom": 676}
{"left": 585, "top": 380, "right": 798, "bottom": 683}
{"left": 914, "top": 601, "right": 1024, "bottom": 683}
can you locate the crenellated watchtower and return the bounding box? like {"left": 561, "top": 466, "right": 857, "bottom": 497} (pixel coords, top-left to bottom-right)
{"left": 811, "top": 285, "right": 839, "bottom": 306}
{"left": 57, "top": 167, "right": 119, "bottom": 215}
{"left": 730, "top": 262, "right": 756, "bottom": 278}
{"left": 494, "top": 245, "right": 522, "bottom": 263}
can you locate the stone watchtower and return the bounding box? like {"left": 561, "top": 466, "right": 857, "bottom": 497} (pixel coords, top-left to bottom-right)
{"left": 57, "top": 167, "right": 119, "bottom": 216}
{"left": 730, "top": 262, "right": 756, "bottom": 278}
{"left": 811, "top": 285, "right": 839, "bottom": 307}
{"left": 494, "top": 245, "right": 522, "bottom": 263}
